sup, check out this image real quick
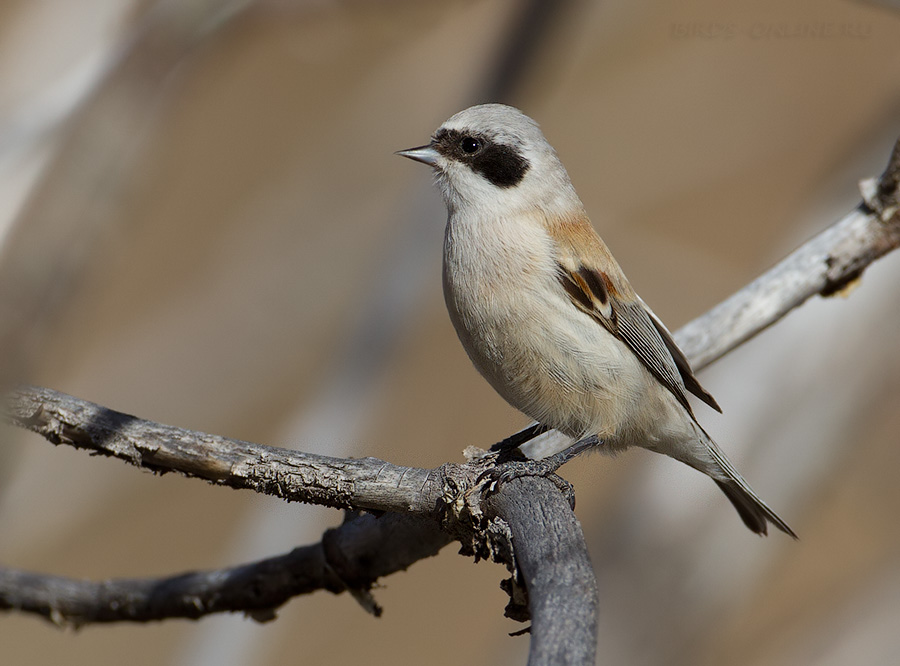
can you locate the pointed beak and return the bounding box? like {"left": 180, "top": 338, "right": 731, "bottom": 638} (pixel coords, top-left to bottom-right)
{"left": 395, "top": 144, "right": 440, "bottom": 166}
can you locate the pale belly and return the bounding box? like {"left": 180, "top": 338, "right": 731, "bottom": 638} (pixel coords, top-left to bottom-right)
{"left": 444, "top": 262, "right": 666, "bottom": 446}
{"left": 440, "top": 211, "right": 694, "bottom": 449}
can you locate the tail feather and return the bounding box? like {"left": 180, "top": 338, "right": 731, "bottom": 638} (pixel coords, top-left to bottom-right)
{"left": 714, "top": 479, "right": 797, "bottom": 538}
{"left": 705, "top": 437, "right": 797, "bottom": 539}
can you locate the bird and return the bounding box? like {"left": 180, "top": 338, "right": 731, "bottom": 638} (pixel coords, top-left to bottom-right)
{"left": 397, "top": 103, "right": 795, "bottom": 538}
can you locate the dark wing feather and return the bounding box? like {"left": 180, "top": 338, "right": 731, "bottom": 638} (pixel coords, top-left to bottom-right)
{"left": 611, "top": 298, "right": 696, "bottom": 415}
{"left": 556, "top": 262, "right": 717, "bottom": 416}
{"left": 644, "top": 306, "right": 721, "bottom": 412}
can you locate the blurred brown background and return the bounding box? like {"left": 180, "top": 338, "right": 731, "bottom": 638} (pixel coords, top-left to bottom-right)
{"left": 1, "top": 1, "right": 899, "bottom": 665}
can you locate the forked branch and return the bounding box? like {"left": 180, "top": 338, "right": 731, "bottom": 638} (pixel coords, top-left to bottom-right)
{"left": 1, "top": 137, "right": 898, "bottom": 666}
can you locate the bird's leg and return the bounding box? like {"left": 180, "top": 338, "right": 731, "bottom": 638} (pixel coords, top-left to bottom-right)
{"left": 488, "top": 422, "right": 550, "bottom": 460}
{"left": 475, "top": 435, "right": 600, "bottom": 500}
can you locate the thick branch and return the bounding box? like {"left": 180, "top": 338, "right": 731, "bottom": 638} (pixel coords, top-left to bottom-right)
{"left": 0, "top": 544, "right": 336, "bottom": 627}
{"left": 5, "top": 385, "right": 444, "bottom": 517}
{"left": 484, "top": 478, "right": 598, "bottom": 666}
{"left": 3, "top": 386, "right": 592, "bottom": 634}
{"left": 0, "top": 512, "right": 450, "bottom": 627}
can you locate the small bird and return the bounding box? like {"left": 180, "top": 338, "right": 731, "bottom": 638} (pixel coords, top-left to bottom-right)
{"left": 397, "top": 104, "right": 795, "bottom": 537}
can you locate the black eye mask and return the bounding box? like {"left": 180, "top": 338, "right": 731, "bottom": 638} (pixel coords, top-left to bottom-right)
{"left": 433, "top": 128, "right": 530, "bottom": 188}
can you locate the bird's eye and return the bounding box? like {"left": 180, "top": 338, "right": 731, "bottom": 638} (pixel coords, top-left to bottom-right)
{"left": 460, "top": 136, "right": 481, "bottom": 154}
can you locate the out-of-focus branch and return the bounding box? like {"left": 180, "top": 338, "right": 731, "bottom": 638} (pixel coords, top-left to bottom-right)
{"left": 0, "top": 0, "right": 251, "bottom": 381}
{"left": 678, "top": 137, "right": 900, "bottom": 370}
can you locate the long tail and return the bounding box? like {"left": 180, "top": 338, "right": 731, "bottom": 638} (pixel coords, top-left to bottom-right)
{"left": 705, "top": 436, "right": 797, "bottom": 539}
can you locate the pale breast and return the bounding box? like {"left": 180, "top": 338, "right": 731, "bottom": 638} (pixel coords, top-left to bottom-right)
{"left": 442, "top": 213, "right": 652, "bottom": 441}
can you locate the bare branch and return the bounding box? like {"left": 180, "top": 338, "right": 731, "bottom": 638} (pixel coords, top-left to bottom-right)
{"left": 0, "top": 543, "right": 336, "bottom": 628}
{"left": 678, "top": 137, "right": 900, "bottom": 370}
{"left": 484, "top": 478, "right": 598, "bottom": 666}
{"left": 0, "top": 511, "right": 450, "bottom": 627}
{"left": 0, "top": 136, "right": 897, "bottom": 662}
{"left": 5, "top": 385, "right": 443, "bottom": 517}
{"left": 2, "top": 384, "right": 597, "bottom": 638}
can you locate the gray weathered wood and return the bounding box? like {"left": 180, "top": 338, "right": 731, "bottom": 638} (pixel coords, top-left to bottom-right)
{"left": 1, "top": 136, "right": 897, "bottom": 664}
{"left": 485, "top": 478, "right": 598, "bottom": 666}
{"left": 0, "top": 511, "right": 450, "bottom": 627}
{"left": 5, "top": 385, "right": 443, "bottom": 516}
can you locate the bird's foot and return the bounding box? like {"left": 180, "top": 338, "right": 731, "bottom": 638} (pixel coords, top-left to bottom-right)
{"left": 473, "top": 435, "right": 600, "bottom": 505}
{"left": 476, "top": 458, "right": 575, "bottom": 503}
